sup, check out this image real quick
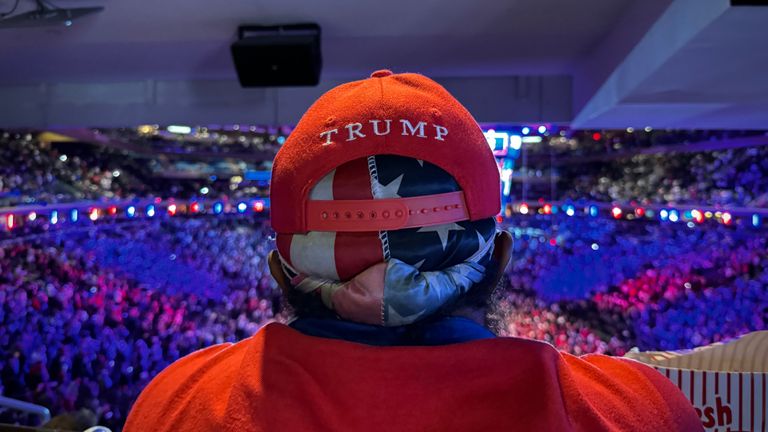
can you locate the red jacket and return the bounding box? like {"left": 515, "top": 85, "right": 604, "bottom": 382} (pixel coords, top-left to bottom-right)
{"left": 125, "top": 323, "right": 701, "bottom": 431}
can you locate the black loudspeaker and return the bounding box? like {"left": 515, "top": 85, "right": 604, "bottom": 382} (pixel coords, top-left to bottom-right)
{"left": 231, "top": 23, "right": 322, "bottom": 87}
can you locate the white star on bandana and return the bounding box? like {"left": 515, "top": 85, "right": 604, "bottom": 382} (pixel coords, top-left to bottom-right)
{"left": 387, "top": 304, "right": 426, "bottom": 326}
{"left": 372, "top": 174, "right": 403, "bottom": 199}
{"left": 417, "top": 222, "right": 465, "bottom": 250}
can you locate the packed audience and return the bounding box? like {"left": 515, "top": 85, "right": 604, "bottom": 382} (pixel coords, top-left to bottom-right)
{"left": 5, "top": 129, "right": 768, "bottom": 208}
{"left": 557, "top": 145, "right": 768, "bottom": 207}
{"left": 1, "top": 212, "right": 765, "bottom": 430}
{"left": 101, "top": 126, "right": 289, "bottom": 156}
{"left": 527, "top": 128, "right": 764, "bottom": 157}
{"left": 0, "top": 217, "right": 278, "bottom": 430}
{"left": 501, "top": 215, "right": 766, "bottom": 352}
{"left": 1, "top": 127, "right": 767, "bottom": 430}
{"left": 0, "top": 131, "right": 268, "bottom": 207}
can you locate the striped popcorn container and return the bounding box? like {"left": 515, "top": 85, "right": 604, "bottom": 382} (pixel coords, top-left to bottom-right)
{"left": 655, "top": 368, "right": 766, "bottom": 431}
{"left": 626, "top": 332, "right": 768, "bottom": 432}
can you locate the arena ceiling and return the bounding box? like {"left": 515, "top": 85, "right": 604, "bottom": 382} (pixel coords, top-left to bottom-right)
{"left": 0, "top": 0, "right": 642, "bottom": 81}
{"left": 0, "top": 0, "right": 766, "bottom": 129}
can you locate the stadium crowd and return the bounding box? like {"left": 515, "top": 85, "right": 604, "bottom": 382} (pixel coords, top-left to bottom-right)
{"left": 0, "top": 217, "right": 278, "bottom": 429}
{"left": 557, "top": 144, "right": 768, "bottom": 207}
{"left": 1, "top": 128, "right": 768, "bottom": 430}
{"left": 5, "top": 129, "right": 768, "bottom": 208}
{"left": 530, "top": 128, "right": 765, "bottom": 157}
{"left": 0, "top": 132, "right": 268, "bottom": 207}
{"left": 101, "top": 126, "right": 289, "bottom": 156}
{"left": 1, "top": 212, "right": 766, "bottom": 429}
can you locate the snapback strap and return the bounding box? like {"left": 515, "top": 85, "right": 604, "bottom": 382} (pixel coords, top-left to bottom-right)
{"left": 305, "top": 191, "right": 470, "bottom": 232}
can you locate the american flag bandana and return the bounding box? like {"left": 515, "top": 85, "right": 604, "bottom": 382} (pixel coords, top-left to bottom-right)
{"left": 276, "top": 155, "right": 497, "bottom": 326}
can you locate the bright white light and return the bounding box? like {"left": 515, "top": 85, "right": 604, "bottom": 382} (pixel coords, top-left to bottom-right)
{"left": 28, "top": 212, "right": 37, "bottom": 222}
{"left": 537, "top": 125, "right": 547, "bottom": 134}
{"left": 669, "top": 210, "right": 679, "bottom": 223}
{"left": 691, "top": 209, "right": 702, "bottom": 220}
{"left": 167, "top": 125, "right": 192, "bottom": 134}
{"left": 644, "top": 126, "right": 652, "bottom": 132}
{"left": 519, "top": 203, "right": 529, "bottom": 215}
{"left": 626, "top": 127, "right": 634, "bottom": 133}
{"left": 591, "top": 243, "right": 599, "bottom": 251}
{"left": 521, "top": 127, "right": 530, "bottom": 135}
{"left": 522, "top": 136, "right": 543, "bottom": 144}
{"left": 59, "top": 155, "right": 68, "bottom": 162}
{"left": 510, "top": 135, "right": 522, "bottom": 150}
{"left": 112, "top": 170, "right": 121, "bottom": 177}
{"left": 200, "top": 187, "right": 210, "bottom": 195}
{"left": 484, "top": 129, "right": 509, "bottom": 153}
{"left": 501, "top": 169, "right": 513, "bottom": 197}
{"left": 565, "top": 207, "right": 575, "bottom": 217}
{"left": 686, "top": 222, "right": 695, "bottom": 228}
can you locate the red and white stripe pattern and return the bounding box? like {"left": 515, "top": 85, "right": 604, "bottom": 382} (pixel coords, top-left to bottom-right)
{"left": 277, "top": 157, "right": 385, "bottom": 281}
{"left": 628, "top": 332, "right": 768, "bottom": 431}
{"left": 657, "top": 368, "right": 766, "bottom": 432}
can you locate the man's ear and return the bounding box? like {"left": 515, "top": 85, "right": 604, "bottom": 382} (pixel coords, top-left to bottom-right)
{"left": 268, "top": 250, "right": 292, "bottom": 296}
{"left": 490, "top": 230, "right": 513, "bottom": 288}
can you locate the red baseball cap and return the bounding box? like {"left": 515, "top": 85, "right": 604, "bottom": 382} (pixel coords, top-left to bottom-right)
{"left": 270, "top": 70, "right": 500, "bottom": 234}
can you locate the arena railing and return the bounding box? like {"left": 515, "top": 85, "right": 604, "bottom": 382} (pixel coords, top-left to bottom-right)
{"left": 0, "top": 197, "right": 270, "bottom": 232}
{"left": 0, "top": 195, "right": 766, "bottom": 232}
{"left": 0, "top": 396, "right": 51, "bottom": 425}
{"left": 505, "top": 201, "right": 767, "bottom": 227}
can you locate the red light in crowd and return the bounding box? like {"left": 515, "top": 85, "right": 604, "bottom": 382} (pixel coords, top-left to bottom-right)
{"left": 495, "top": 215, "right": 503, "bottom": 223}
{"left": 592, "top": 132, "right": 601, "bottom": 141}
{"left": 722, "top": 212, "right": 732, "bottom": 225}
{"left": 190, "top": 202, "right": 200, "bottom": 213}
{"left": 549, "top": 238, "right": 557, "bottom": 246}
{"left": 634, "top": 207, "right": 645, "bottom": 217}
{"left": 154, "top": 197, "right": 162, "bottom": 203}
{"left": 543, "top": 204, "right": 552, "bottom": 214}
{"left": 108, "top": 206, "right": 117, "bottom": 216}
{"left": 692, "top": 209, "right": 704, "bottom": 224}
{"left": 168, "top": 204, "right": 177, "bottom": 216}
{"left": 6, "top": 214, "right": 14, "bottom": 230}
{"left": 611, "top": 207, "right": 623, "bottom": 219}
{"left": 253, "top": 201, "right": 265, "bottom": 212}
